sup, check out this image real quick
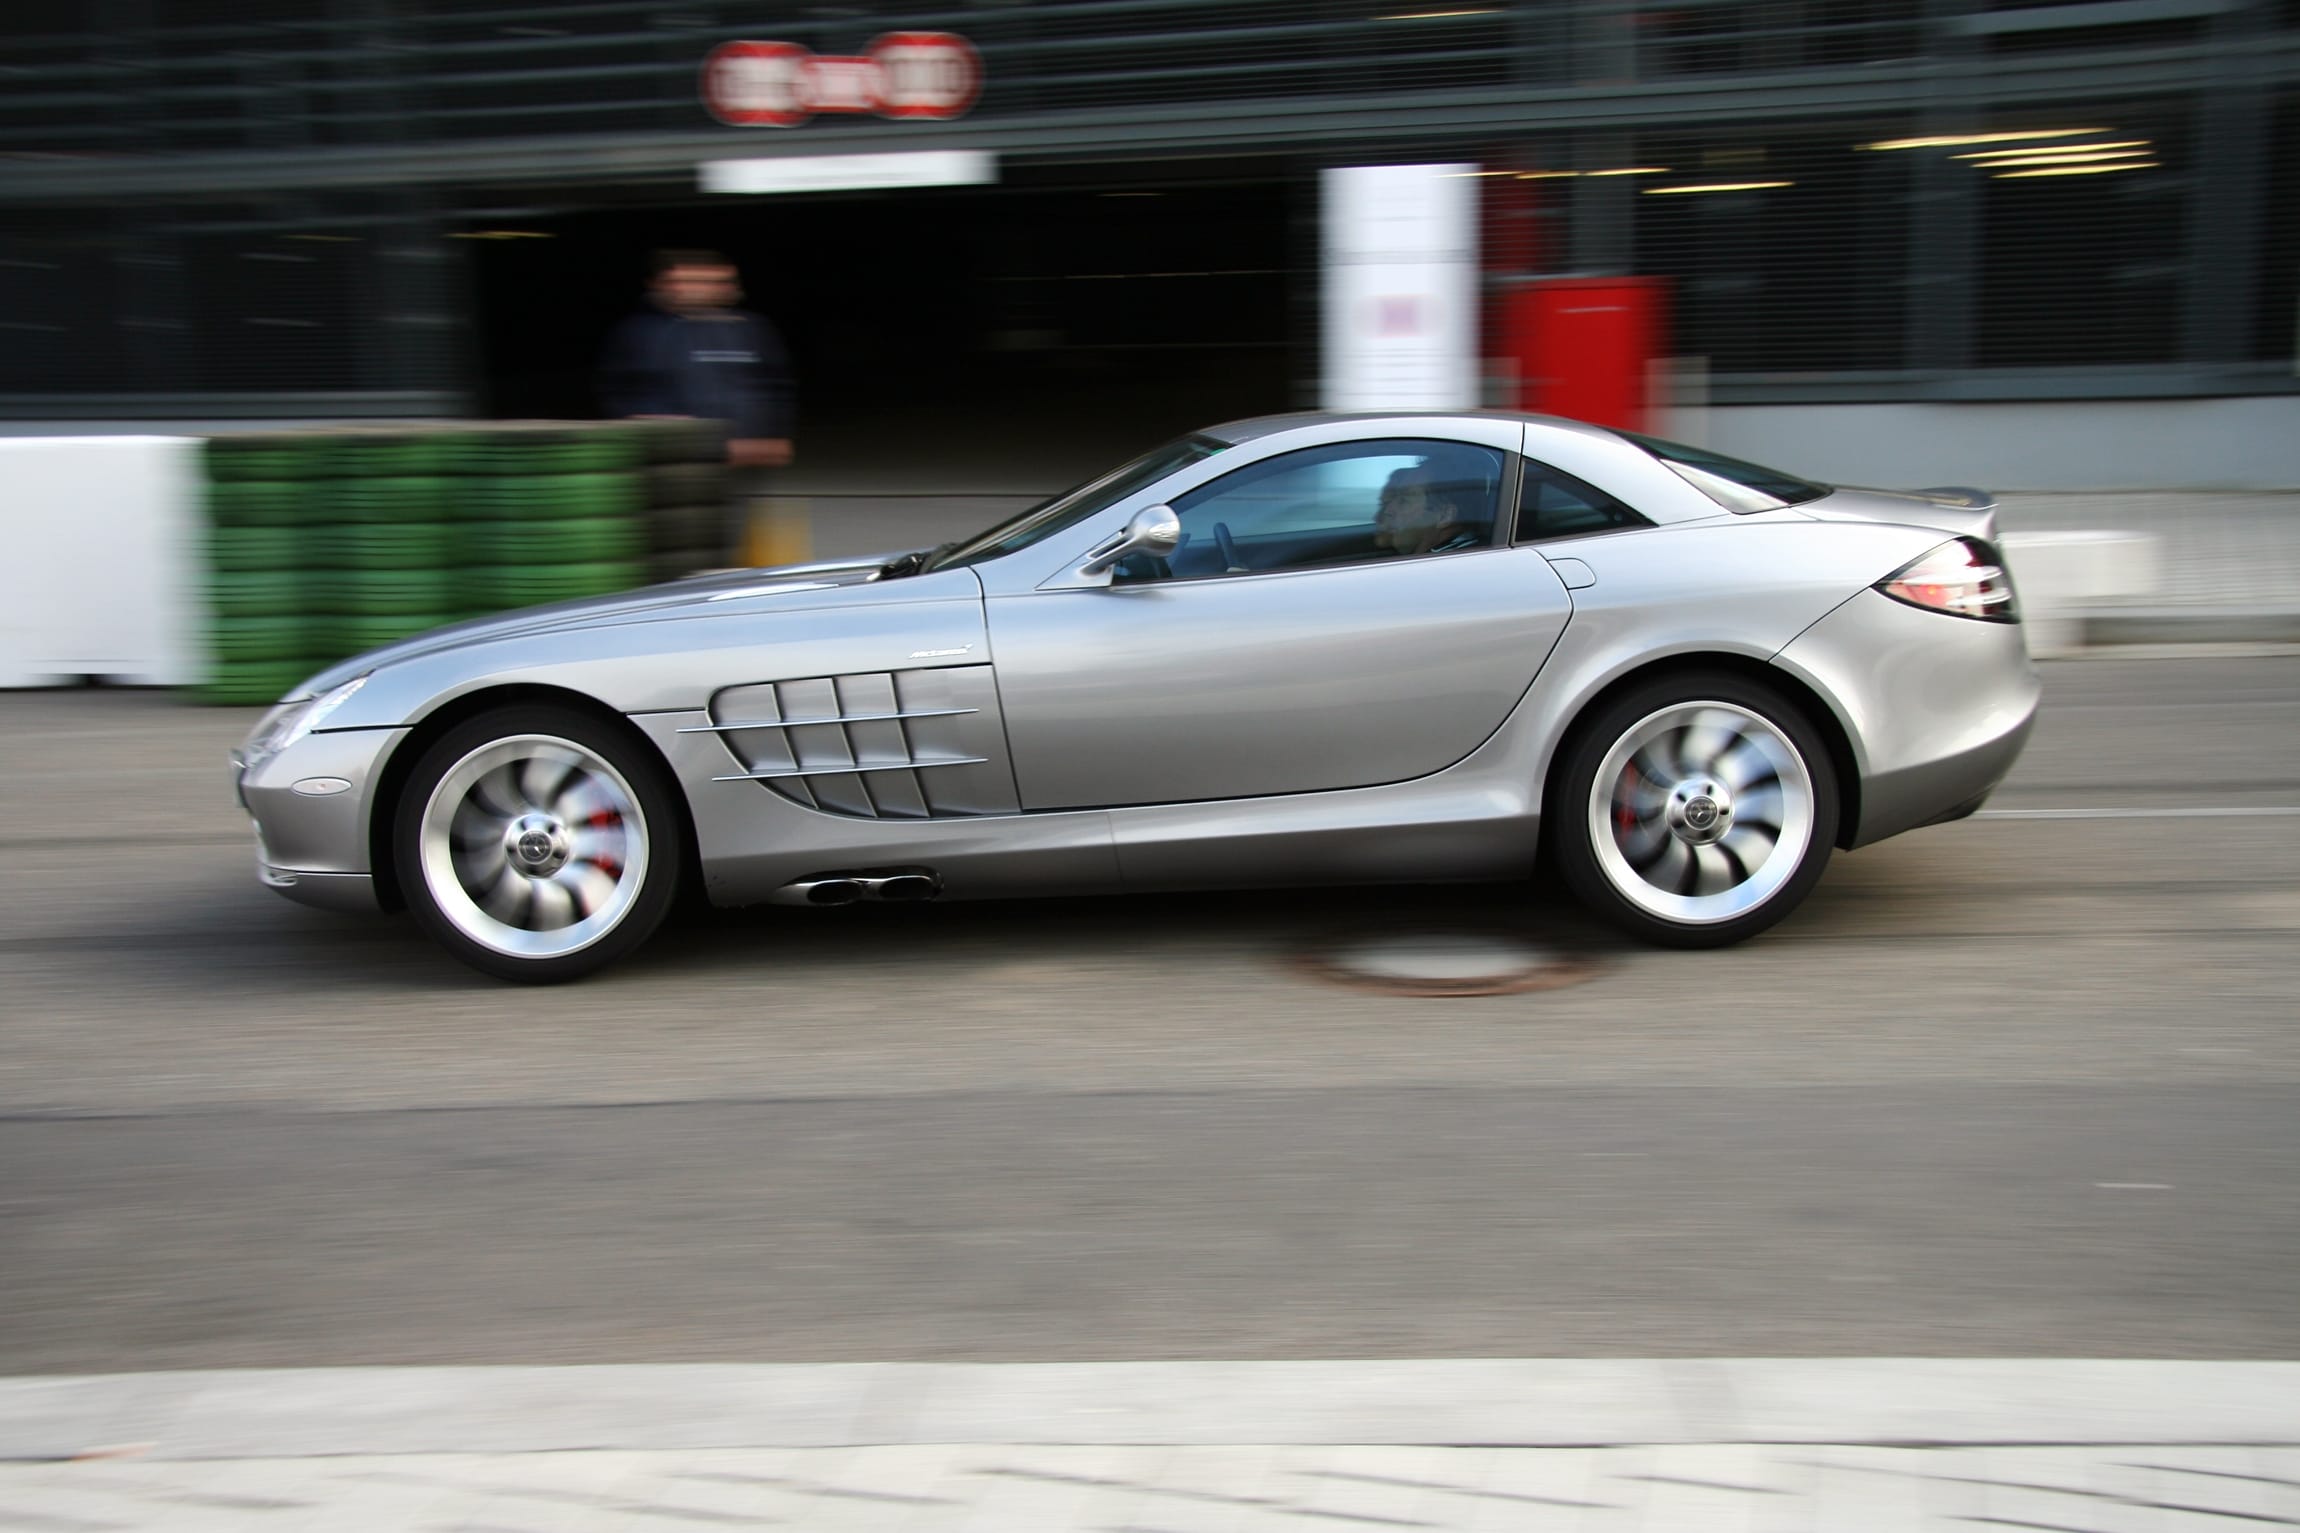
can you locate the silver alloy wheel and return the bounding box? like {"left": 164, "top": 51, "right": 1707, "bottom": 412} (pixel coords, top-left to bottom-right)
{"left": 1586, "top": 700, "right": 1815, "bottom": 927}
{"left": 416, "top": 733, "right": 649, "bottom": 960}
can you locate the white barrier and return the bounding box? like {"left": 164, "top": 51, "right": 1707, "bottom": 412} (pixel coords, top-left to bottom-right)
{"left": 0, "top": 436, "right": 204, "bottom": 687}
{"left": 2000, "top": 529, "right": 2161, "bottom": 655}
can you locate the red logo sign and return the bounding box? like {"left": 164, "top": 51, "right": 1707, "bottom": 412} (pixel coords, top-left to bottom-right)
{"left": 703, "top": 33, "right": 981, "bottom": 128}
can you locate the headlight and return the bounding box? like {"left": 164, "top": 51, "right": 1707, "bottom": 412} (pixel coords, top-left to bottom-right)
{"left": 245, "top": 697, "right": 315, "bottom": 761}
{"left": 242, "top": 675, "right": 368, "bottom": 764}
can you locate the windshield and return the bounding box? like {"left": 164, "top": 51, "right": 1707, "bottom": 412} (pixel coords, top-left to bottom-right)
{"left": 923, "top": 434, "right": 1228, "bottom": 572}
{"left": 1618, "top": 430, "right": 1831, "bottom": 513}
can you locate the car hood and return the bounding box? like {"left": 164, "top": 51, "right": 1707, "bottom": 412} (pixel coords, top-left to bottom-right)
{"left": 1796, "top": 485, "right": 2001, "bottom": 544}
{"left": 293, "top": 551, "right": 915, "bottom": 697}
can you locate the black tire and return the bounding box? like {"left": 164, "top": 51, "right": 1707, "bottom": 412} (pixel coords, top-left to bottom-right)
{"left": 393, "top": 704, "right": 684, "bottom": 982}
{"left": 1551, "top": 671, "right": 1839, "bottom": 948}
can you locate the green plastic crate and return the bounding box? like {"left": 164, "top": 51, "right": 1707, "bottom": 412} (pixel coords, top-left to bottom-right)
{"left": 328, "top": 432, "right": 457, "bottom": 478}
{"left": 432, "top": 435, "right": 502, "bottom": 477}
{"left": 209, "top": 526, "right": 307, "bottom": 572}
{"left": 518, "top": 437, "right": 642, "bottom": 474}
{"left": 465, "top": 472, "right": 642, "bottom": 519}
{"left": 462, "top": 560, "right": 646, "bottom": 609}
{"left": 336, "top": 476, "right": 454, "bottom": 523}
{"left": 439, "top": 427, "right": 640, "bottom": 475}
{"left": 206, "top": 570, "right": 313, "bottom": 618}
{"left": 199, "top": 658, "right": 320, "bottom": 706}
{"left": 205, "top": 478, "right": 316, "bottom": 528}
{"left": 204, "top": 434, "right": 337, "bottom": 482}
{"left": 314, "top": 521, "right": 457, "bottom": 570}
{"left": 206, "top": 614, "right": 311, "bottom": 663}
{"left": 463, "top": 515, "right": 644, "bottom": 565}
{"left": 310, "top": 568, "right": 459, "bottom": 616}
{"left": 319, "top": 611, "right": 462, "bottom": 656}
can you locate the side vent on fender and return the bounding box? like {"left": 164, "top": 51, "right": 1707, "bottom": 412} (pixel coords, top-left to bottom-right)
{"left": 684, "top": 665, "right": 1019, "bottom": 818}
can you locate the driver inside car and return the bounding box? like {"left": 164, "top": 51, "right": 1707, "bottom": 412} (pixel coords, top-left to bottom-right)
{"left": 1373, "top": 465, "right": 1486, "bottom": 557}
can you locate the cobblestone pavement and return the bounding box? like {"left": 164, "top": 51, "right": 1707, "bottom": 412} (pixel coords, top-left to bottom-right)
{"left": 6, "top": 1442, "right": 2299, "bottom": 1532}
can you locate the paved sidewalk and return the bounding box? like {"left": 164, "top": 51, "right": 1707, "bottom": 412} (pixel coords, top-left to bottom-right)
{"left": 5, "top": 1362, "right": 2296, "bottom": 1532}
{"left": 10, "top": 1440, "right": 2300, "bottom": 1532}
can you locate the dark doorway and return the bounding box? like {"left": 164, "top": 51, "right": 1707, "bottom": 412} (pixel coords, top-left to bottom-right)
{"left": 465, "top": 176, "right": 1300, "bottom": 484}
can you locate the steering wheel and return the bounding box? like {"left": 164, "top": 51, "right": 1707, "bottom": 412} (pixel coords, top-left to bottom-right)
{"left": 1214, "top": 520, "right": 1246, "bottom": 573}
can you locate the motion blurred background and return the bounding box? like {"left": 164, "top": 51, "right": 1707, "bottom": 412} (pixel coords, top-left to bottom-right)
{"left": 3, "top": 14, "right": 2299, "bottom": 1520}
{"left": 2, "top": 0, "right": 2295, "bottom": 492}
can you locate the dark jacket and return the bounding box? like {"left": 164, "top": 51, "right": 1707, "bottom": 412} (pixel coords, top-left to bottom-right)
{"left": 598, "top": 303, "right": 795, "bottom": 440}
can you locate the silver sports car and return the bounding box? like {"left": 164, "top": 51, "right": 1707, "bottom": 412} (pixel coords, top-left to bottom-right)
{"left": 234, "top": 411, "right": 2038, "bottom": 981}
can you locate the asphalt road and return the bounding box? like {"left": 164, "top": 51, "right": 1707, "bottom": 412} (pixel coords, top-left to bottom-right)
{"left": 1, "top": 654, "right": 2295, "bottom": 1373}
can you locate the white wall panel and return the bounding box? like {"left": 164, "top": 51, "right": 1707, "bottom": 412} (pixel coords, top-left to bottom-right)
{"left": 0, "top": 436, "right": 203, "bottom": 687}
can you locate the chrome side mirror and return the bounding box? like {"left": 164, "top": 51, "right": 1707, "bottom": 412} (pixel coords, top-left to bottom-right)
{"left": 1078, "top": 504, "right": 1183, "bottom": 579}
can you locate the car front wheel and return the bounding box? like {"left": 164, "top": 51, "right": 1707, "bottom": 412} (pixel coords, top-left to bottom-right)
{"left": 1554, "top": 673, "right": 1839, "bottom": 948}
{"left": 394, "top": 705, "right": 683, "bottom": 982}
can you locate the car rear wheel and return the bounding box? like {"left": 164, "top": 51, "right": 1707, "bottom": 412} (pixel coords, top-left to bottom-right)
{"left": 1554, "top": 673, "right": 1839, "bottom": 947}
{"left": 394, "top": 705, "right": 682, "bottom": 982}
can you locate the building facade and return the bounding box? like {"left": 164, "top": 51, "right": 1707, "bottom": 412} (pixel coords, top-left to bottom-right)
{"left": 2, "top": 1, "right": 2295, "bottom": 484}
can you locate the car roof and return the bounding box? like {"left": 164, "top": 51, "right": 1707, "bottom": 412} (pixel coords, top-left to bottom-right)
{"left": 1202, "top": 409, "right": 1634, "bottom": 449}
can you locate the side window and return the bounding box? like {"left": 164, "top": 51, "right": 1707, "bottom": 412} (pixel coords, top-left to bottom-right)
{"left": 1115, "top": 438, "right": 1506, "bottom": 583}
{"left": 1513, "top": 459, "right": 1651, "bottom": 543}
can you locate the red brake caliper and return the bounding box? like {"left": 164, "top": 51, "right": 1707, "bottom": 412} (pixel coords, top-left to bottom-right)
{"left": 586, "top": 809, "right": 623, "bottom": 879}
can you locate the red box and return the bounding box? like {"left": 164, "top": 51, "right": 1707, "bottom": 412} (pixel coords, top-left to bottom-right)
{"left": 1500, "top": 276, "right": 1669, "bottom": 433}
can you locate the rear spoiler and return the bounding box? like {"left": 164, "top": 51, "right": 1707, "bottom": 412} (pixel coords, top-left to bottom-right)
{"left": 1910, "top": 486, "right": 1998, "bottom": 515}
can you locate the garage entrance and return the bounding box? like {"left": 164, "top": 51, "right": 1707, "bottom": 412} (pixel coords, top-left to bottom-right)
{"left": 465, "top": 173, "right": 1304, "bottom": 487}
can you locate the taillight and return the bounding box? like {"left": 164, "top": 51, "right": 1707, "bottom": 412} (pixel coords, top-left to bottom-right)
{"left": 1877, "top": 538, "right": 2018, "bottom": 623}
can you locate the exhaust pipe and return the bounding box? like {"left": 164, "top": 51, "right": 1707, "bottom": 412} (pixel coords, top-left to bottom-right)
{"left": 866, "top": 873, "right": 938, "bottom": 902}
{"left": 785, "top": 877, "right": 865, "bottom": 906}
{"left": 769, "top": 870, "right": 939, "bottom": 907}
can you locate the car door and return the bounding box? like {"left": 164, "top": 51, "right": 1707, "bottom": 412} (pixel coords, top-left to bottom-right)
{"left": 983, "top": 432, "right": 1576, "bottom": 811}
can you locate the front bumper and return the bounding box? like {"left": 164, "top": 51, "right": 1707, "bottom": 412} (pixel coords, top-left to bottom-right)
{"left": 1772, "top": 589, "right": 2041, "bottom": 849}
{"left": 233, "top": 726, "right": 407, "bottom": 913}
{"left": 254, "top": 840, "right": 384, "bottom": 913}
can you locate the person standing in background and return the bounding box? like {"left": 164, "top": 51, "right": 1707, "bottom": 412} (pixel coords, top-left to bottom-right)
{"left": 598, "top": 248, "right": 795, "bottom": 565}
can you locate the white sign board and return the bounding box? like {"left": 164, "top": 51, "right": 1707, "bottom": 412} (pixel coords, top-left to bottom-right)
{"left": 701, "top": 149, "right": 996, "bottom": 195}
{"left": 1321, "top": 164, "right": 1479, "bottom": 411}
